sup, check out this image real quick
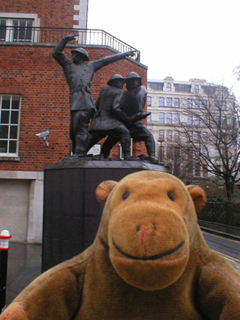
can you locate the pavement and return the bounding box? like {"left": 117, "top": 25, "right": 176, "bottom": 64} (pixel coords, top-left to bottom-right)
{"left": 2, "top": 220, "right": 240, "bottom": 308}
{"left": 4, "top": 242, "right": 42, "bottom": 307}
{"left": 198, "top": 220, "right": 240, "bottom": 241}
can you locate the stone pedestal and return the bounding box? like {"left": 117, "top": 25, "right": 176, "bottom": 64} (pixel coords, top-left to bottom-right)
{"left": 42, "top": 158, "right": 166, "bottom": 272}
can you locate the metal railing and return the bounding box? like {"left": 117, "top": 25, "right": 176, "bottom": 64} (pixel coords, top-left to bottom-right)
{"left": 0, "top": 26, "right": 140, "bottom": 61}
{"left": 198, "top": 202, "right": 240, "bottom": 226}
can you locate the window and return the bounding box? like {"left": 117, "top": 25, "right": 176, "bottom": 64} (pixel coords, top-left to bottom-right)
{"left": 194, "top": 117, "right": 200, "bottom": 126}
{"left": 0, "top": 95, "right": 21, "bottom": 156}
{"left": 0, "top": 19, "right": 33, "bottom": 41}
{"left": 174, "top": 98, "right": 180, "bottom": 108}
{"left": 200, "top": 115, "right": 207, "bottom": 126}
{"left": 167, "top": 130, "right": 172, "bottom": 140}
{"left": 194, "top": 99, "right": 200, "bottom": 108}
{"left": 0, "top": 20, "right": 6, "bottom": 41}
{"left": 159, "top": 112, "right": 165, "bottom": 124}
{"left": 174, "top": 113, "right": 180, "bottom": 124}
{"left": 203, "top": 168, "right": 208, "bottom": 177}
{"left": 187, "top": 99, "right": 192, "bottom": 109}
{"left": 195, "top": 163, "right": 201, "bottom": 176}
{"left": 149, "top": 82, "right": 164, "bottom": 91}
{"left": 158, "top": 130, "right": 164, "bottom": 141}
{"left": 174, "top": 131, "right": 180, "bottom": 141}
{"left": 187, "top": 115, "right": 192, "bottom": 125}
{"left": 166, "top": 146, "right": 173, "bottom": 158}
{"left": 202, "top": 99, "right": 207, "bottom": 108}
{"left": 167, "top": 83, "right": 171, "bottom": 91}
{"left": 194, "top": 85, "right": 199, "bottom": 94}
{"left": 166, "top": 98, "right": 172, "bottom": 107}
{"left": 166, "top": 113, "right": 172, "bottom": 124}
{"left": 159, "top": 97, "right": 164, "bottom": 107}
{"left": 0, "top": 14, "right": 40, "bottom": 42}
{"left": 12, "top": 20, "right": 33, "bottom": 41}
{"left": 147, "top": 113, "right": 152, "bottom": 124}
{"left": 175, "top": 84, "right": 191, "bottom": 92}
{"left": 147, "top": 96, "right": 152, "bottom": 106}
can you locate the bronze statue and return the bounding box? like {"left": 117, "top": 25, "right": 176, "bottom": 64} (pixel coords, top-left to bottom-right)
{"left": 86, "top": 75, "right": 132, "bottom": 160}
{"left": 52, "top": 35, "right": 135, "bottom": 157}
{"left": 102, "top": 72, "right": 158, "bottom": 163}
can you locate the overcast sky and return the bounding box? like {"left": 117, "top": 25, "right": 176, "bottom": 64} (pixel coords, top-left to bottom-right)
{"left": 88, "top": 0, "right": 240, "bottom": 98}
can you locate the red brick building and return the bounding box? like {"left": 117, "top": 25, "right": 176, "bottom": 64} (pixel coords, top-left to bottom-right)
{"left": 0, "top": 0, "right": 148, "bottom": 243}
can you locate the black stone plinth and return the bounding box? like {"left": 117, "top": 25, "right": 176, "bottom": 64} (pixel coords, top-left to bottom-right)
{"left": 42, "top": 158, "right": 166, "bottom": 272}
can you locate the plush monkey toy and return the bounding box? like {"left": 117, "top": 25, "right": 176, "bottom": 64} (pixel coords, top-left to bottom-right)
{"left": 1, "top": 171, "right": 240, "bottom": 319}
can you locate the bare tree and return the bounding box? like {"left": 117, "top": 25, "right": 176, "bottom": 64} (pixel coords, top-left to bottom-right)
{"left": 175, "top": 85, "right": 240, "bottom": 200}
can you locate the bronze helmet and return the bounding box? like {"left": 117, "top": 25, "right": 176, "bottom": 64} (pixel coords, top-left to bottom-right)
{"left": 107, "top": 74, "right": 125, "bottom": 85}
{"left": 126, "top": 72, "right": 141, "bottom": 80}
{"left": 71, "top": 48, "right": 89, "bottom": 61}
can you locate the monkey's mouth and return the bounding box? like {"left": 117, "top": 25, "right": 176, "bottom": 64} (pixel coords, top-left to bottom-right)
{"left": 112, "top": 238, "right": 185, "bottom": 261}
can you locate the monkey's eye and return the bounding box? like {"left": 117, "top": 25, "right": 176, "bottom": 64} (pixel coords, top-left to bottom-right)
{"left": 122, "top": 191, "right": 130, "bottom": 200}
{"left": 168, "top": 192, "right": 175, "bottom": 201}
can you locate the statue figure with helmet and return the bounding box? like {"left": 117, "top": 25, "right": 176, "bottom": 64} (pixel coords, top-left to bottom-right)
{"left": 86, "top": 74, "right": 134, "bottom": 160}
{"left": 52, "top": 35, "right": 135, "bottom": 157}
{"left": 101, "top": 72, "right": 158, "bottom": 163}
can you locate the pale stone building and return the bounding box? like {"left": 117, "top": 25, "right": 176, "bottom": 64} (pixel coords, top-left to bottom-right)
{"left": 146, "top": 77, "right": 237, "bottom": 182}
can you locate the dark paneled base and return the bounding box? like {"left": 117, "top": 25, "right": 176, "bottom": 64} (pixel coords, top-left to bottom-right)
{"left": 42, "top": 159, "right": 165, "bottom": 272}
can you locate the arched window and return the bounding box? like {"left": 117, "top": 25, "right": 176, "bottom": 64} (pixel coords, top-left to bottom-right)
{"left": 167, "top": 83, "right": 171, "bottom": 91}
{"left": 194, "top": 85, "right": 199, "bottom": 94}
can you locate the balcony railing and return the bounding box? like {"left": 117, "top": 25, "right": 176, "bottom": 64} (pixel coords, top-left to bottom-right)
{"left": 0, "top": 26, "right": 140, "bottom": 61}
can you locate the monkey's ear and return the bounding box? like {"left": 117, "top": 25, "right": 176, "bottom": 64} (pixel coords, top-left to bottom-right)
{"left": 187, "top": 185, "right": 207, "bottom": 212}
{"left": 96, "top": 180, "right": 118, "bottom": 206}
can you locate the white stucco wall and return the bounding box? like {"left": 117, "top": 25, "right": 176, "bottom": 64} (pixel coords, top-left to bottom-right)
{"left": 74, "top": 0, "right": 89, "bottom": 29}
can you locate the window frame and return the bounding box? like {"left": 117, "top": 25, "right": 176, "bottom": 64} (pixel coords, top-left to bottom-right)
{"left": 174, "top": 98, "right": 180, "bottom": 108}
{"left": 187, "top": 99, "right": 192, "bottom": 109}
{"left": 167, "top": 83, "right": 171, "bottom": 91}
{"left": 0, "top": 19, "right": 6, "bottom": 41}
{"left": 12, "top": 19, "right": 33, "bottom": 42}
{"left": 194, "top": 85, "right": 199, "bottom": 94}
{"left": 202, "top": 99, "right": 208, "bottom": 108}
{"left": 0, "top": 13, "right": 40, "bottom": 42}
{"left": 159, "top": 112, "right": 165, "bottom": 124}
{"left": 166, "top": 97, "right": 172, "bottom": 107}
{"left": 159, "top": 97, "right": 164, "bottom": 107}
{"left": 166, "top": 113, "right": 172, "bottom": 124}
{"left": 167, "top": 130, "right": 172, "bottom": 141}
{"left": 194, "top": 99, "right": 200, "bottom": 109}
{"left": 158, "top": 130, "right": 164, "bottom": 141}
{"left": 187, "top": 115, "right": 193, "bottom": 126}
{"left": 174, "top": 113, "right": 180, "bottom": 124}
{"left": 147, "top": 96, "right": 152, "bottom": 106}
{"left": 0, "top": 94, "right": 21, "bottom": 157}
{"left": 147, "top": 113, "right": 152, "bottom": 124}
{"left": 194, "top": 117, "right": 200, "bottom": 126}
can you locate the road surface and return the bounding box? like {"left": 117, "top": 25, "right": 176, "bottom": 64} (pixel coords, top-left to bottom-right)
{"left": 203, "top": 232, "right": 240, "bottom": 273}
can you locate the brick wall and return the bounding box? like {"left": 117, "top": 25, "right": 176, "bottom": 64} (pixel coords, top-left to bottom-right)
{"left": 1, "top": 0, "right": 77, "bottom": 28}
{"left": 0, "top": 44, "right": 148, "bottom": 171}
